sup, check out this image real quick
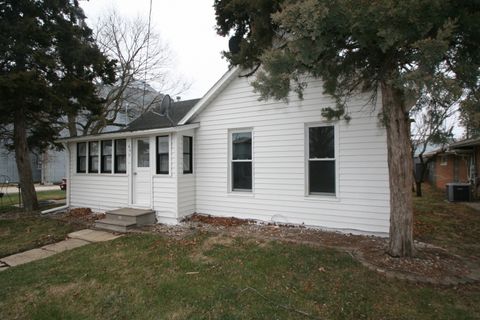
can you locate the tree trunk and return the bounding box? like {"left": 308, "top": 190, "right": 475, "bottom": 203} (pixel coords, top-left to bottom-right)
{"left": 13, "top": 109, "right": 38, "bottom": 211}
{"left": 381, "top": 81, "right": 414, "bottom": 257}
{"left": 67, "top": 113, "right": 78, "bottom": 137}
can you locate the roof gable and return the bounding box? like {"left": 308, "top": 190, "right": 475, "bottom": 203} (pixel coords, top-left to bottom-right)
{"left": 178, "top": 67, "right": 241, "bottom": 125}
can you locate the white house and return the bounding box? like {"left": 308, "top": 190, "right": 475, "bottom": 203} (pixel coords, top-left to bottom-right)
{"left": 60, "top": 67, "right": 390, "bottom": 235}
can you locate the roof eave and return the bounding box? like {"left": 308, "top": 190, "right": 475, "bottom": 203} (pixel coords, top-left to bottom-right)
{"left": 57, "top": 123, "right": 200, "bottom": 144}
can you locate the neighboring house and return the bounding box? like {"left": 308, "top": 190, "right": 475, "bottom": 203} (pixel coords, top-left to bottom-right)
{"left": 0, "top": 83, "right": 161, "bottom": 185}
{"left": 61, "top": 67, "right": 390, "bottom": 235}
{"left": 425, "top": 137, "right": 480, "bottom": 197}
{"left": 0, "top": 148, "right": 41, "bottom": 183}
{"left": 0, "top": 144, "right": 67, "bottom": 185}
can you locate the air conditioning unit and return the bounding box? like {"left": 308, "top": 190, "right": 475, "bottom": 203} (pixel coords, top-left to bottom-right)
{"left": 446, "top": 183, "right": 471, "bottom": 202}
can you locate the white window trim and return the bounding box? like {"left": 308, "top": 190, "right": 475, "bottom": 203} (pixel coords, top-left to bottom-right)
{"left": 155, "top": 134, "right": 171, "bottom": 176}
{"left": 182, "top": 135, "right": 194, "bottom": 175}
{"left": 228, "top": 128, "right": 254, "bottom": 193}
{"left": 76, "top": 139, "right": 129, "bottom": 176}
{"left": 100, "top": 140, "right": 113, "bottom": 174}
{"left": 114, "top": 138, "right": 128, "bottom": 175}
{"left": 305, "top": 123, "right": 339, "bottom": 198}
{"left": 88, "top": 141, "right": 100, "bottom": 174}
{"left": 76, "top": 141, "right": 88, "bottom": 174}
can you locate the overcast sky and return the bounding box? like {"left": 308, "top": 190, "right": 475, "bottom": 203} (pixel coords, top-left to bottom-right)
{"left": 80, "top": 0, "right": 230, "bottom": 100}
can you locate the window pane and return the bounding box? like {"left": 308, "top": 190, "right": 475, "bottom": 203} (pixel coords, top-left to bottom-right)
{"left": 137, "top": 139, "right": 150, "bottom": 167}
{"left": 233, "top": 162, "right": 252, "bottom": 190}
{"left": 157, "top": 136, "right": 169, "bottom": 154}
{"left": 89, "top": 142, "right": 99, "bottom": 156}
{"left": 309, "top": 161, "right": 335, "bottom": 194}
{"left": 232, "top": 132, "right": 252, "bottom": 160}
{"left": 309, "top": 126, "right": 334, "bottom": 159}
{"left": 115, "top": 139, "right": 126, "bottom": 155}
{"left": 102, "top": 140, "right": 112, "bottom": 155}
{"left": 78, "top": 157, "right": 86, "bottom": 172}
{"left": 78, "top": 142, "right": 86, "bottom": 156}
{"left": 90, "top": 156, "right": 99, "bottom": 173}
{"left": 157, "top": 154, "right": 169, "bottom": 173}
{"left": 116, "top": 155, "right": 126, "bottom": 173}
{"left": 183, "top": 136, "right": 191, "bottom": 153}
{"left": 102, "top": 155, "right": 112, "bottom": 173}
{"left": 183, "top": 155, "right": 191, "bottom": 172}
{"left": 183, "top": 136, "right": 192, "bottom": 173}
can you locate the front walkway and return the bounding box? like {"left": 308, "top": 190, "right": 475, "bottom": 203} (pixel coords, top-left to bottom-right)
{"left": 0, "top": 229, "right": 121, "bottom": 271}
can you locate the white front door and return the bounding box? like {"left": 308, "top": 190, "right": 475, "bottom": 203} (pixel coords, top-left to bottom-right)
{"left": 132, "top": 138, "right": 151, "bottom": 207}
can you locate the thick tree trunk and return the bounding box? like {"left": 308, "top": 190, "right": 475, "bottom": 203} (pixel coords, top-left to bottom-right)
{"left": 13, "top": 110, "right": 38, "bottom": 211}
{"left": 381, "top": 82, "right": 414, "bottom": 257}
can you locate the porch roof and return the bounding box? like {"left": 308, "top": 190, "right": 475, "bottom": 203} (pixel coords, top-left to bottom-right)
{"left": 58, "top": 98, "right": 200, "bottom": 143}
{"left": 122, "top": 98, "right": 200, "bottom": 132}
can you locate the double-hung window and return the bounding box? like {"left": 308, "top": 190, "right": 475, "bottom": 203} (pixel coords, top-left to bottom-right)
{"left": 156, "top": 136, "right": 169, "bottom": 174}
{"left": 183, "top": 136, "right": 193, "bottom": 174}
{"left": 88, "top": 141, "right": 99, "bottom": 173}
{"left": 114, "top": 139, "right": 127, "bottom": 173}
{"left": 308, "top": 125, "right": 336, "bottom": 195}
{"left": 101, "top": 140, "right": 112, "bottom": 173}
{"left": 231, "top": 131, "right": 252, "bottom": 191}
{"left": 77, "top": 142, "right": 87, "bottom": 173}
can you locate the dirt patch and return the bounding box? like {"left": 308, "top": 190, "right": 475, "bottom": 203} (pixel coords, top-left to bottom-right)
{"left": 47, "top": 282, "right": 82, "bottom": 296}
{"left": 163, "top": 307, "right": 194, "bottom": 320}
{"left": 190, "top": 235, "right": 234, "bottom": 264}
{"left": 47, "top": 279, "right": 98, "bottom": 297}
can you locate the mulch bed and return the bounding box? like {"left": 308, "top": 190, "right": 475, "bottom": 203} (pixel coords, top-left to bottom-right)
{"left": 184, "top": 213, "right": 254, "bottom": 227}
{"left": 55, "top": 208, "right": 105, "bottom": 226}
{"left": 151, "top": 214, "right": 480, "bottom": 285}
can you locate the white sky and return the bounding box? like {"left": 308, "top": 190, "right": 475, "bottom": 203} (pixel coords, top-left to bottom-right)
{"left": 80, "top": 0, "right": 230, "bottom": 100}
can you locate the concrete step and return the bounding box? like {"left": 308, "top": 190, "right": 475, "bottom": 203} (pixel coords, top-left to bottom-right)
{"left": 105, "top": 208, "right": 156, "bottom": 226}
{"left": 95, "top": 219, "right": 136, "bottom": 233}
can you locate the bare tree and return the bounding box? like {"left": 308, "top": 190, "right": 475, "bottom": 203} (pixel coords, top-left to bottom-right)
{"left": 410, "top": 82, "right": 459, "bottom": 197}
{"left": 68, "top": 10, "right": 189, "bottom": 136}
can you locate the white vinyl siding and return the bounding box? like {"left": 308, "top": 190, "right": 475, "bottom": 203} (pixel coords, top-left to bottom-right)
{"left": 177, "top": 130, "right": 196, "bottom": 218}
{"left": 69, "top": 142, "right": 129, "bottom": 211}
{"left": 193, "top": 75, "right": 390, "bottom": 234}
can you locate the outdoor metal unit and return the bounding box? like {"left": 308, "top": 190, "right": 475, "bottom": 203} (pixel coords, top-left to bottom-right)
{"left": 446, "top": 183, "right": 471, "bottom": 202}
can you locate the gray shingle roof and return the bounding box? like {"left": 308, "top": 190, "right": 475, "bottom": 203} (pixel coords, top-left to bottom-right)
{"left": 120, "top": 98, "right": 200, "bottom": 132}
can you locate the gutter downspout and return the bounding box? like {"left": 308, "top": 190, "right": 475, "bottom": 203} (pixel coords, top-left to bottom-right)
{"left": 41, "top": 143, "right": 70, "bottom": 215}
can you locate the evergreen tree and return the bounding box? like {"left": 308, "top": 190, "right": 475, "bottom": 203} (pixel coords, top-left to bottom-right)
{"left": 214, "top": 0, "right": 480, "bottom": 256}
{"left": 0, "top": 0, "right": 115, "bottom": 211}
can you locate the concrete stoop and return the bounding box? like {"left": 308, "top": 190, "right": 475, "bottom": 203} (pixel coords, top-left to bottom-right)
{"left": 95, "top": 208, "right": 156, "bottom": 233}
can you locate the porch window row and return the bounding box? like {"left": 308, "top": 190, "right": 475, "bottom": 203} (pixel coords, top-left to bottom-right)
{"left": 78, "top": 136, "right": 194, "bottom": 175}
{"left": 77, "top": 139, "right": 126, "bottom": 174}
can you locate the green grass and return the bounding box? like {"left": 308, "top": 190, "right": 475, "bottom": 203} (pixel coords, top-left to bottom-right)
{"left": 414, "top": 184, "right": 480, "bottom": 258}
{"left": 0, "top": 190, "right": 66, "bottom": 213}
{"left": 0, "top": 215, "right": 81, "bottom": 258}
{"left": 0, "top": 233, "right": 478, "bottom": 319}
{"left": 0, "top": 185, "right": 478, "bottom": 319}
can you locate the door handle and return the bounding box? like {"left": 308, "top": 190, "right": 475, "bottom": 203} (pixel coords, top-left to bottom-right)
{"left": 134, "top": 172, "right": 137, "bottom": 175}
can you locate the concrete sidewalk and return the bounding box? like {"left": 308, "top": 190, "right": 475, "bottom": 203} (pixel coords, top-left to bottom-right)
{"left": 0, "top": 229, "right": 121, "bottom": 272}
